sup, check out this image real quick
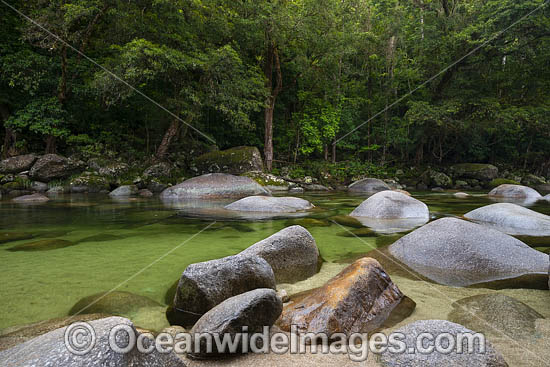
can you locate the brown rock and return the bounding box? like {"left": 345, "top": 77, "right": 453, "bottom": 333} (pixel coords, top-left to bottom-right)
{"left": 278, "top": 257, "right": 410, "bottom": 336}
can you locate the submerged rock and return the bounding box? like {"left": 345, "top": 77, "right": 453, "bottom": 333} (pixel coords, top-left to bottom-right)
{"left": 278, "top": 258, "right": 412, "bottom": 336}
{"left": 239, "top": 225, "right": 319, "bottom": 283}
{"left": 12, "top": 193, "right": 49, "bottom": 203}
{"left": 488, "top": 184, "right": 542, "bottom": 200}
{"left": 29, "top": 154, "right": 83, "bottom": 182}
{"left": 225, "top": 196, "right": 313, "bottom": 213}
{"left": 329, "top": 215, "right": 364, "bottom": 228}
{"left": 160, "top": 173, "right": 270, "bottom": 200}
{"left": 172, "top": 255, "right": 276, "bottom": 327}
{"left": 0, "top": 154, "right": 37, "bottom": 174}
{"left": 451, "top": 163, "right": 499, "bottom": 181}
{"left": 0, "top": 317, "right": 185, "bottom": 367}
{"left": 448, "top": 294, "right": 544, "bottom": 339}
{"left": 0, "top": 232, "right": 33, "bottom": 244}
{"left": 109, "top": 185, "right": 139, "bottom": 197}
{"left": 465, "top": 203, "right": 550, "bottom": 236}
{"left": 69, "top": 291, "right": 162, "bottom": 316}
{"left": 8, "top": 239, "right": 74, "bottom": 252}
{"left": 454, "top": 192, "right": 470, "bottom": 198}
{"left": 378, "top": 320, "right": 508, "bottom": 367}
{"left": 388, "top": 218, "right": 549, "bottom": 287}
{"left": 350, "top": 190, "right": 429, "bottom": 220}
{"left": 189, "top": 289, "right": 282, "bottom": 358}
{"left": 348, "top": 178, "right": 391, "bottom": 193}
{"left": 195, "top": 146, "right": 264, "bottom": 175}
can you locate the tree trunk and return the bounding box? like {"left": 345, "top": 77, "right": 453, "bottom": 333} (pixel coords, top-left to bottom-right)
{"left": 1, "top": 104, "right": 17, "bottom": 158}
{"left": 264, "top": 42, "right": 282, "bottom": 172}
{"left": 155, "top": 117, "right": 181, "bottom": 161}
{"left": 45, "top": 135, "right": 57, "bottom": 154}
{"left": 331, "top": 138, "right": 336, "bottom": 163}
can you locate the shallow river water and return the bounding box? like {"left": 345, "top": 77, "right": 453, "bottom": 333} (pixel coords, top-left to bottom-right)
{"left": 0, "top": 191, "right": 549, "bottom": 366}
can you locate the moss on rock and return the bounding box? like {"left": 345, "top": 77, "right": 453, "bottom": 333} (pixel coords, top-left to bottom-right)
{"left": 194, "top": 146, "right": 264, "bottom": 174}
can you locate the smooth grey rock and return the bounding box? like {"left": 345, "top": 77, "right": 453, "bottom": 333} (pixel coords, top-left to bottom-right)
{"left": 160, "top": 173, "right": 270, "bottom": 200}
{"left": 465, "top": 203, "right": 550, "bottom": 236}
{"left": 449, "top": 294, "right": 544, "bottom": 339}
{"left": 304, "top": 184, "right": 330, "bottom": 191}
{"left": 348, "top": 178, "right": 391, "bottom": 193}
{"left": 189, "top": 289, "right": 282, "bottom": 358}
{"left": 350, "top": 191, "right": 429, "bottom": 220}
{"left": 489, "top": 184, "right": 542, "bottom": 199}
{"left": 389, "top": 218, "right": 549, "bottom": 287}
{"left": 451, "top": 163, "right": 499, "bottom": 181}
{"left": 288, "top": 187, "right": 304, "bottom": 194}
{"left": 225, "top": 196, "right": 313, "bottom": 213}
{"left": 46, "top": 186, "right": 65, "bottom": 195}
{"left": 109, "top": 185, "right": 139, "bottom": 197}
{"left": 378, "top": 320, "right": 508, "bottom": 367}
{"left": 12, "top": 193, "right": 49, "bottom": 203}
{"left": 29, "top": 154, "right": 83, "bottom": 182}
{"left": 239, "top": 225, "right": 319, "bottom": 283}
{"left": 172, "top": 255, "right": 276, "bottom": 327}
{"left": 0, "top": 154, "right": 37, "bottom": 174}
{"left": 0, "top": 317, "right": 185, "bottom": 367}
{"left": 454, "top": 192, "right": 470, "bottom": 198}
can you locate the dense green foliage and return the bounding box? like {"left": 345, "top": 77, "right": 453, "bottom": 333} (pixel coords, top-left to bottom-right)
{"left": 1, "top": 0, "right": 549, "bottom": 173}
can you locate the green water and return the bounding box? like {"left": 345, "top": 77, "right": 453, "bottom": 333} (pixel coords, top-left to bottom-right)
{"left": 0, "top": 192, "right": 549, "bottom": 331}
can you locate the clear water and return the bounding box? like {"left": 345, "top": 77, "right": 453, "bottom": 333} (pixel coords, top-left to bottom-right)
{"left": 0, "top": 192, "right": 548, "bottom": 335}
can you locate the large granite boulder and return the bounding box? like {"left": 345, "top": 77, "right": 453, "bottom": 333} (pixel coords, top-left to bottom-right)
{"left": 350, "top": 190, "right": 429, "bottom": 219}
{"left": 488, "top": 184, "right": 542, "bottom": 200}
{"left": 388, "top": 218, "right": 549, "bottom": 287}
{"left": 278, "top": 257, "right": 411, "bottom": 336}
{"left": 451, "top": 163, "right": 499, "bottom": 181}
{"left": 29, "top": 154, "right": 83, "bottom": 182}
{"left": 12, "top": 193, "right": 49, "bottom": 203}
{"left": 464, "top": 203, "right": 550, "bottom": 236}
{"left": 238, "top": 225, "right": 319, "bottom": 283}
{"left": 448, "top": 294, "right": 544, "bottom": 339}
{"left": 171, "top": 255, "right": 276, "bottom": 327}
{"left": 378, "top": 320, "right": 508, "bottom": 367}
{"left": 348, "top": 178, "right": 391, "bottom": 193}
{"left": 225, "top": 196, "right": 313, "bottom": 213}
{"left": 0, "top": 317, "right": 185, "bottom": 367}
{"left": 109, "top": 185, "right": 139, "bottom": 197}
{"left": 194, "top": 146, "right": 264, "bottom": 175}
{"left": 0, "top": 154, "right": 37, "bottom": 174}
{"left": 160, "top": 173, "right": 270, "bottom": 200}
{"left": 189, "top": 289, "right": 282, "bottom": 358}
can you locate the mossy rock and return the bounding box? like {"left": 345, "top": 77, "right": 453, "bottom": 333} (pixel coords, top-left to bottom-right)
{"left": 194, "top": 146, "right": 264, "bottom": 174}
{"left": 329, "top": 215, "right": 364, "bottom": 228}
{"left": 286, "top": 218, "right": 331, "bottom": 228}
{"left": 8, "top": 239, "right": 75, "bottom": 252}
{"left": 69, "top": 291, "right": 163, "bottom": 316}
{"left": 0, "top": 232, "right": 33, "bottom": 244}
{"left": 242, "top": 171, "right": 288, "bottom": 187}
{"left": 2, "top": 177, "right": 31, "bottom": 191}
{"left": 489, "top": 178, "right": 520, "bottom": 188}
{"left": 69, "top": 173, "right": 110, "bottom": 193}
{"left": 451, "top": 163, "right": 498, "bottom": 181}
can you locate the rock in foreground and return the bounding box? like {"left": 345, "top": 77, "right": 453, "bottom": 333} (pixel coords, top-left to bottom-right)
{"left": 239, "top": 225, "right": 319, "bottom": 283}
{"left": 378, "top": 320, "right": 508, "bottom": 367}
{"left": 278, "top": 257, "right": 410, "bottom": 336}
{"left": 172, "top": 255, "right": 276, "bottom": 327}
{"left": 389, "top": 218, "right": 549, "bottom": 286}
{"left": 350, "top": 190, "right": 429, "bottom": 220}
{"left": 465, "top": 203, "right": 550, "bottom": 236}
{"left": 488, "top": 184, "right": 542, "bottom": 199}
{"left": 225, "top": 196, "right": 313, "bottom": 213}
{"left": 348, "top": 178, "right": 390, "bottom": 193}
{"left": 160, "top": 173, "right": 270, "bottom": 200}
{"left": 0, "top": 317, "right": 185, "bottom": 367}
{"left": 189, "top": 289, "right": 282, "bottom": 358}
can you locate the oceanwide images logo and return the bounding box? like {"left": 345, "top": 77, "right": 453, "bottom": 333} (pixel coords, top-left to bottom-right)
{"left": 64, "top": 322, "right": 487, "bottom": 362}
